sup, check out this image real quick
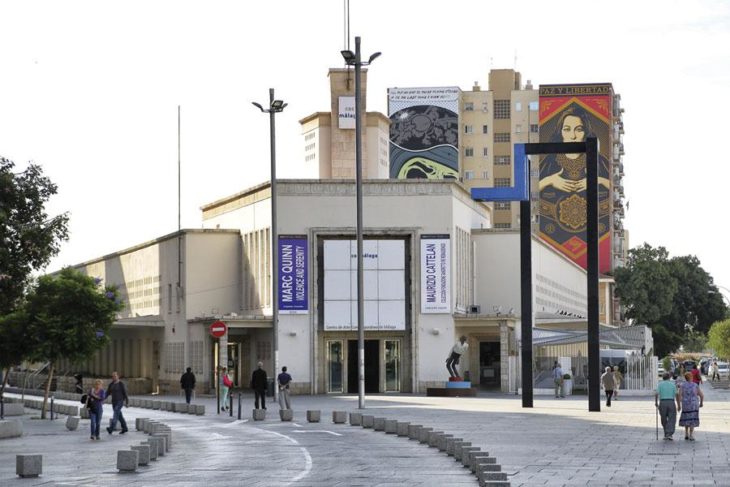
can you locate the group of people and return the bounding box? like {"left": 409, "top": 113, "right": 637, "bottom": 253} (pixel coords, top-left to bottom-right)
{"left": 656, "top": 368, "right": 705, "bottom": 441}
{"left": 77, "top": 371, "right": 129, "bottom": 441}
{"left": 218, "top": 363, "right": 293, "bottom": 412}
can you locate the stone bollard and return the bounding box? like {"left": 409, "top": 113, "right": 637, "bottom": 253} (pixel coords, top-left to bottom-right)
{"left": 464, "top": 449, "right": 487, "bottom": 468}
{"left": 332, "top": 411, "right": 347, "bottom": 424}
{"left": 452, "top": 441, "right": 471, "bottom": 458}
{"left": 349, "top": 412, "right": 362, "bottom": 426}
{"left": 143, "top": 441, "right": 158, "bottom": 461}
{"left": 148, "top": 437, "right": 165, "bottom": 457}
{"left": 384, "top": 419, "right": 398, "bottom": 434}
{"left": 429, "top": 431, "right": 448, "bottom": 448}
{"left": 16, "top": 455, "right": 42, "bottom": 478}
{"left": 0, "top": 419, "right": 23, "bottom": 439}
{"left": 136, "top": 418, "right": 147, "bottom": 431}
{"left": 252, "top": 409, "right": 266, "bottom": 421}
{"left": 117, "top": 450, "right": 139, "bottom": 472}
{"left": 144, "top": 421, "right": 155, "bottom": 434}
{"left": 407, "top": 424, "right": 422, "bottom": 440}
{"left": 472, "top": 455, "right": 497, "bottom": 474}
{"left": 194, "top": 404, "right": 205, "bottom": 415}
{"left": 437, "top": 434, "right": 454, "bottom": 452}
{"left": 279, "top": 409, "right": 293, "bottom": 421}
{"left": 151, "top": 433, "right": 170, "bottom": 452}
{"left": 176, "top": 403, "right": 189, "bottom": 413}
{"left": 457, "top": 446, "right": 479, "bottom": 463}
{"left": 373, "top": 417, "right": 386, "bottom": 431}
{"left": 478, "top": 469, "right": 508, "bottom": 484}
{"left": 418, "top": 427, "right": 434, "bottom": 444}
{"left": 131, "top": 445, "right": 150, "bottom": 466}
{"left": 361, "top": 415, "right": 375, "bottom": 428}
{"left": 306, "top": 410, "right": 321, "bottom": 423}
{"left": 396, "top": 422, "right": 410, "bottom": 437}
{"left": 446, "top": 437, "right": 461, "bottom": 456}
{"left": 65, "top": 416, "right": 80, "bottom": 431}
{"left": 152, "top": 401, "right": 161, "bottom": 410}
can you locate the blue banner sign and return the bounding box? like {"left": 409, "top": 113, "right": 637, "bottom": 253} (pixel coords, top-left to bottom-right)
{"left": 278, "top": 236, "right": 308, "bottom": 314}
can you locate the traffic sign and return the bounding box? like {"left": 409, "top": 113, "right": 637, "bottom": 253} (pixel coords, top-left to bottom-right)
{"left": 210, "top": 320, "right": 227, "bottom": 338}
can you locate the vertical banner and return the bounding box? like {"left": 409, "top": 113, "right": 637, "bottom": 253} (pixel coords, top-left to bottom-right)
{"left": 278, "top": 236, "right": 308, "bottom": 314}
{"left": 420, "top": 235, "right": 451, "bottom": 314}
{"left": 338, "top": 96, "right": 356, "bottom": 129}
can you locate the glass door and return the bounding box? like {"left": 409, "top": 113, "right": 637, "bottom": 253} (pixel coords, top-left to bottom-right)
{"left": 385, "top": 340, "right": 400, "bottom": 392}
{"left": 327, "top": 340, "right": 343, "bottom": 393}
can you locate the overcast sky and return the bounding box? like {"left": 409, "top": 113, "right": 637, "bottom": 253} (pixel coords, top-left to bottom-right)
{"left": 2, "top": 0, "right": 729, "bottom": 298}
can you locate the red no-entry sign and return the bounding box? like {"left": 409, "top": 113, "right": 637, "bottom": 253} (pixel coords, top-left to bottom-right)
{"left": 209, "top": 320, "right": 227, "bottom": 338}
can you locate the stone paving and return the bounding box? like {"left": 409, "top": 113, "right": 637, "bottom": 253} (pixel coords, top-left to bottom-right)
{"left": 1, "top": 383, "right": 729, "bottom": 486}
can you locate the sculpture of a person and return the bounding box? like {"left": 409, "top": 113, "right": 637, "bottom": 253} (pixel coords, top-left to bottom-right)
{"left": 446, "top": 335, "right": 469, "bottom": 379}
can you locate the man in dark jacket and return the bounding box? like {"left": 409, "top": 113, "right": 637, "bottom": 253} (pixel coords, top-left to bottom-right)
{"left": 106, "top": 371, "right": 129, "bottom": 434}
{"left": 250, "top": 362, "right": 268, "bottom": 410}
{"left": 180, "top": 367, "right": 196, "bottom": 404}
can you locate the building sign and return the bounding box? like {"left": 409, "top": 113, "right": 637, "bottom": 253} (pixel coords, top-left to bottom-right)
{"left": 278, "top": 236, "right": 308, "bottom": 314}
{"left": 388, "top": 87, "right": 460, "bottom": 180}
{"left": 420, "top": 235, "right": 450, "bottom": 314}
{"left": 539, "top": 83, "right": 613, "bottom": 274}
{"left": 323, "top": 239, "right": 406, "bottom": 330}
{"left": 338, "top": 96, "right": 356, "bottom": 129}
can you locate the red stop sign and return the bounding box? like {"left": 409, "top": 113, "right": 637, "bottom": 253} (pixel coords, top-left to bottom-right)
{"left": 210, "top": 320, "right": 227, "bottom": 338}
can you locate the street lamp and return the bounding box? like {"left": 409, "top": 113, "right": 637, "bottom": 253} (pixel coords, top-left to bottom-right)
{"left": 341, "top": 36, "right": 380, "bottom": 409}
{"left": 252, "top": 88, "right": 287, "bottom": 402}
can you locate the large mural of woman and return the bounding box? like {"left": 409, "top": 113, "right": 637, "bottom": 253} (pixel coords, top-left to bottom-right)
{"left": 539, "top": 104, "right": 612, "bottom": 272}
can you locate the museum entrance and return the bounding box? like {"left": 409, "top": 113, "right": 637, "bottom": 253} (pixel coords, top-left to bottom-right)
{"left": 347, "top": 339, "right": 380, "bottom": 393}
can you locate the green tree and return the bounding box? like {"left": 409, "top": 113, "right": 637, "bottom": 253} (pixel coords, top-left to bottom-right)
{"left": 0, "top": 310, "right": 33, "bottom": 398}
{"left": 23, "top": 268, "right": 123, "bottom": 418}
{"left": 708, "top": 319, "right": 730, "bottom": 360}
{"left": 0, "top": 156, "right": 69, "bottom": 316}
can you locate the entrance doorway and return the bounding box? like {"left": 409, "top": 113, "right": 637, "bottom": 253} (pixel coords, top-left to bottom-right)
{"left": 347, "top": 339, "right": 380, "bottom": 393}
{"left": 479, "top": 341, "right": 501, "bottom": 389}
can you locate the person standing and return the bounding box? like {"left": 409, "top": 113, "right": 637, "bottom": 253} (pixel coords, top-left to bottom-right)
{"left": 219, "top": 367, "right": 232, "bottom": 412}
{"left": 87, "top": 379, "right": 106, "bottom": 440}
{"left": 678, "top": 371, "right": 704, "bottom": 441}
{"left": 612, "top": 366, "right": 623, "bottom": 400}
{"left": 277, "top": 366, "right": 292, "bottom": 410}
{"left": 710, "top": 361, "right": 720, "bottom": 382}
{"left": 655, "top": 372, "right": 680, "bottom": 440}
{"left": 690, "top": 364, "right": 702, "bottom": 385}
{"left": 180, "top": 367, "right": 196, "bottom": 404}
{"left": 446, "top": 336, "right": 469, "bottom": 378}
{"left": 250, "top": 362, "right": 268, "bottom": 410}
{"left": 106, "top": 371, "right": 128, "bottom": 434}
{"left": 552, "top": 362, "right": 565, "bottom": 398}
{"left": 601, "top": 366, "right": 615, "bottom": 407}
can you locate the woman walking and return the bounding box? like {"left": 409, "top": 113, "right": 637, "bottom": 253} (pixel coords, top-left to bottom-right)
{"left": 678, "top": 371, "right": 704, "bottom": 441}
{"left": 87, "top": 379, "right": 106, "bottom": 440}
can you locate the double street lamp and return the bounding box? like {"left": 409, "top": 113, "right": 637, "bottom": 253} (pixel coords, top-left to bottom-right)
{"left": 341, "top": 37, "right": 380, "bottom": 409}
{"left": 253, "top": 89, "right": 287, "bottom": 401}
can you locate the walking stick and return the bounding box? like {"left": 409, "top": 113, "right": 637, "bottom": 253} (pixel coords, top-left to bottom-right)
{"left": 655, "top": 403, "right": 659, "bottom": 440}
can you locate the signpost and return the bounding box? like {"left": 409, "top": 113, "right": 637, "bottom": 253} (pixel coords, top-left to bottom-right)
{"left": 210, "top": 320, "right": 227, "bottom": 414}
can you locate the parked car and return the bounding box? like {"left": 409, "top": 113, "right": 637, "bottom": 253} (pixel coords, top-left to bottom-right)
{"left": 657, "top": 364, "right": 666, "bottom": 377}
{"left": 717, "top": 362, "right": 729, "bottom": 379}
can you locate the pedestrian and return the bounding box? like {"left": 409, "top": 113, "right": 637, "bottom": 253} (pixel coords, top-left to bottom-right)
{"left": 106, "top": 371, "right": 129, "bottom": 435}
{"left": 710, "top": 360, "right": 720, "bottom": 382}
{"left": 552, "top": 362, "right": 564, "bottom": 398}
{"left": 613, "top": 366, "right": 623, "bottom": 400}
{"left": 678, "top": 371, "right": 704, "bottom": 441}
{"left": 655, "top": 372, "right": 680, "bottom": 440}
{"left": 601, "top": 366, "right": 615, "bottom": 407}
{"left": 690, "top": 364, "right": 702, "bottom": 385}
{"left": 277, "top": 366, "right": 292, "bottom": 410}
{"left": 87, "top": 379, "right": 106, "bottom": 440}
{"left": 74, "top": 374, "right": 84, "bottom": 395}
{"left": 219, "top": 367, "right": 232, "bottom": 412}
{"left": 250, "top": 361, "right": 268, "bottom": 410}
{"left": 180, "top": 367, "right": 196, "bottom": 404}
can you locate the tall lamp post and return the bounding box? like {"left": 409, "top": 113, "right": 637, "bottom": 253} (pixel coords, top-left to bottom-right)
{"left": 341, "top": 37, "right": 380, "bottom": 409}
{"left": 253, "top": 89, "right": 287, "bottom": 402}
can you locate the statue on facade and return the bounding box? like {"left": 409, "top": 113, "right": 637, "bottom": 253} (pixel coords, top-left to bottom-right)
{"left": 446, "top": 335, "right": 469, "bottom": 379}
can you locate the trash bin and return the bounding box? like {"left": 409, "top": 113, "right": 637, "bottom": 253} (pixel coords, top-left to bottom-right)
{"left": 266, "top": 378, "right": 275, "bottom": 397}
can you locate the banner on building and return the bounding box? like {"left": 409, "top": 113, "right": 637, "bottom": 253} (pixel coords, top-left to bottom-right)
{"left": 420, "top": 235, "right": 450, "bottom": 314}
{"left": 338, "top": 96, "right": 356, "bottom": 129}
{"left": 278, "top": 236, "right": 308, "bottom": 314}
{"left": 388, "top": 87, "right": 460, "bottom": 180}
{"left": 538, "top": 83, "right": 613, "bottom": 274}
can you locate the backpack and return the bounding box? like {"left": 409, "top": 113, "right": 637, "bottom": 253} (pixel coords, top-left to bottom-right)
{"left": 80, "top": 394, "right": 88, "bottom": 404}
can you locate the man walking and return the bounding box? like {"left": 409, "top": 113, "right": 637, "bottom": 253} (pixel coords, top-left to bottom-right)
{"left": 655, "top": 372, "right": 681, "bottom": 440}
{"left": 106, "top": 371, "right": 128, "bottom": 434}
{"left": 552, "top": 362, "right": 565, "bottom": 398}
{"left": 601, "top": 366, "right": 615, "bottom": 407}
{"left": 180, "top": 367, "right": 196, "bottom": 404}
{"left": 250, "top": 362, "right": 268, "bottom": 410}
{"left": 277, "top": 366, "right": 292, "bottom": 410}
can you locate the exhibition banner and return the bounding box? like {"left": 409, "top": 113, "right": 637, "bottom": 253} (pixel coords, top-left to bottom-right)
{"left": 278, "top": 236, "right": 308, "bottom": 314}
{"left": 420, "top": 235, "right": 450, "bottom": 314}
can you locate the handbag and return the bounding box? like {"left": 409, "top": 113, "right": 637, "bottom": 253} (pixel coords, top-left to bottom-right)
{"left": 80, "top": 394, "right": 88, "bottom": 405}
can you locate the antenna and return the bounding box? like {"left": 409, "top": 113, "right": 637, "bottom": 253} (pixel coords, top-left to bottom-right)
{"left": 344, "top": 0, "right": 351, "bottom": 52}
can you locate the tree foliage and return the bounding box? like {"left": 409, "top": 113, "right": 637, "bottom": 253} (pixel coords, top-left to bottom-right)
{"left": 0, "top": 156, "right": 69, "bottom": 316}
{"left": 708, "top": 319, "right": 730, "bottom": 360}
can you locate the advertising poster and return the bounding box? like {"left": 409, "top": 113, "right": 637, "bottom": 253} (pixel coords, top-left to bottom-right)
{"left": 420, "top": 235, "right": 450, "bottom": 314}
{"left": 388, "top": 87, "right": 460, "bottom": 180}
{"left": 278, "top": 236, "right": 308, "bottom": 314}
{"left": 338, "top": 96, "right": 356, "bottom": 129}
{"left": 538, "top": 84, "right": 613, "bottom": 273}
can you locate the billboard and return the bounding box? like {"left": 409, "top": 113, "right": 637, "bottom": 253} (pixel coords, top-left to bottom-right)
{"left": 323, "top": 239, "right": 406, "bottom": 331}
{"left": 538, "top": 84, "right": 613, "bottom": 273}
{"left": 420, "top": 235, "right": 450, "bottom": 314}
{"left": 388, "top": 87, "right": 460, "bottom": 180}
{"left": 278, "top": 236, "right": 308, "bottom": 314}
{"left": 338, "top": 96, "right": 356, "bottom": 129}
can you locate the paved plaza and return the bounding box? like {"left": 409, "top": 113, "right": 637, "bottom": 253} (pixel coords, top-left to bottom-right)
{"left": 1, "top": 385, "right": 729, "bottom": 486}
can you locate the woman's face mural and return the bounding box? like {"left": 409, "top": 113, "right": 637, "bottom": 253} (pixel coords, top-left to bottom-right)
{"left": 561, "top": 115, "right": 586, "bottom": 143}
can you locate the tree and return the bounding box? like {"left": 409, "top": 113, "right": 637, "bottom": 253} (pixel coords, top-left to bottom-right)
{"left": 1, "top": 157, "right": 69, "bottom": 316}
{"left": 23, "top": 268, "right": 123, "bottom": 418}
{"left": 0, "top": 310, "right": 33, "bottom": 399}
{"left": 708, "top": 319, "right": 730, "bottom": 360}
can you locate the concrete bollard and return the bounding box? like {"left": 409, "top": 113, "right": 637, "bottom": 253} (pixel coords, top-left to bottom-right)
{"left": 437, "top": 434, "right": 454, "bottom": 452}
{"left": 130, "top": 445, "right": 150, "bottom": 466}
{"left": 384, "top": 419, "right": 398, "bottom": 434}
{"left": 252, "top": 409, "right": 266, "bottom": 421}
{"left": 464, "top": 449, "right": 487, "bottom": 468}
{"left": 0, "top": 419, "right": 23, "bottom": 439}
{"left": 279, "top": 409, "right": 293, "bottom": 421}
{"left": 117, "top": 450, "right": 139, "bottom": 472}
{"left": 457, "top": 446, "right": 480, "bottom": 463}
{"left": 452, "top": 441, "right": 471, "bottom": 459}
{"left": 396, "top": 421, "right": 410, "bottom": 437}
{"left": 135, "top": 418, "right": 147, "bottom": 431}
{"left": 472, "top": 455, "right": 497, "bottom": 474}
{"left": 478, "top": 469, "right": 508, "bottom": 483}
{"left": 148, "top": 437, "right": 165, "bottom": 457}
{"left": 65, "top": 416, "right": 80, "bottom": 431}
{"left": 151, "top": 433, "right": 170, "bottom": 452}
{"left": 407, "top": 424, "right": 423, "bottom": 440}
{"left": 429, "top": 431, "right": 447, "bottom": 448}
{"left": 418, "top": 427, "right": 434, "bottom": 444}
{"left": 142, "top": 441, "right": 158, "bottom": 461}
{"left": 446, "top": 437, "right": 462, "bottom": 456}
{"left": 176, "top": 403, "right": 189, "bottom": 413}
{"left": 194, "top": 404, "right": 205, "bottom": 415}
{"left": 306, "top": 410, "right": 321, "bottom": 423}
{"left": 16, "top": 455, "right": 42, "bottom": 478}
{"left": 332, "top": 411, "right": 347, "bottom": 424}
{"left": 361, "top": 415, "right": 375, "bottom": 428}
{"left": 349, "top": 412, "right": 362, "bottom": 426}
{"left": 373, "top": 417, "right": 386, "bottom": 431}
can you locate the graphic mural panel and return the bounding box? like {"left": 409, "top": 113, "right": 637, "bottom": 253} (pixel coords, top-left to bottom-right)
{"left": 538, "top": 84, "right": 613, "bottom": 274}
{"left": 388, "top": 87, "right": 460, "bottom": 179}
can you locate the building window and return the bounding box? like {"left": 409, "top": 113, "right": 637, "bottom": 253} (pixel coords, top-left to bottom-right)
{"left": 481, "top": 170, "right": 489, "bottom": 179}
{"left": 464, "top": 147, "right": 474, "bottom": 157}
{"left": 305, "top": 153, "right": 316, "bottom": 162}
{"left": 305, "top": 143, "right": 316, "bottom": 151}
{"left": 464, "top": 125, "right": 474, "bottom": 134}
{"left": 494, "top": 133, "right": 510, "bottom": 143}
{"left": 495, "top": 155, "right": 511, "bottom": 165}
{"left": 464, "top": 101, "right": 474, "bottom": 111}
{"left": 515, "top": 124, "right": 522, "bottom": 133}
{"left": 495, "top": 178, "right": 511, "bottom": 188}
{"left": 305, "top": 132, "right": 316, "bottom": 141}
{"left": 515, "top": 101, "right": 522, "bottom": 112}
{"left": 529, "top": 101, "right": 538, "bottom": 111}
{"left": 464, "top": 170, "right": 474, "bottom": 180}
{"left": 495, "top": 202, "right": 512, "bottom": 210}
{"left": 482, "top": 147, "right": 489, "bottom": 157}
{"left": 482, "top": 125, "right": 488, "bottom": 134}
{"left": 530, "top": 124, "right": 539, "bottom": 133}
{"left": 494, "top": 100, "right": 510, "bottom": 119}
{"left": 494, "top": 223, "right": 512, "bottom": 229}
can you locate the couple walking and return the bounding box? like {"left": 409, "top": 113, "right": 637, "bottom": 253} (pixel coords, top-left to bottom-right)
{"left": 655, "top": 372, "right": 705, "bottom": 441}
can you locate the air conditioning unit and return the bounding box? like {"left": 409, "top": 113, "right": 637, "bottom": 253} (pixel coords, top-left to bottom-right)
{"left": 468, "top": 305, "right": 481, "bottom": 314}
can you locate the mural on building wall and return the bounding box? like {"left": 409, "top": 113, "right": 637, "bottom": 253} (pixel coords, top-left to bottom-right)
{"left": 538, "top": 84, "right": 613, "bottom": 273}
{"left": 388, "top": 87, "right": 460, "bottom": 179}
